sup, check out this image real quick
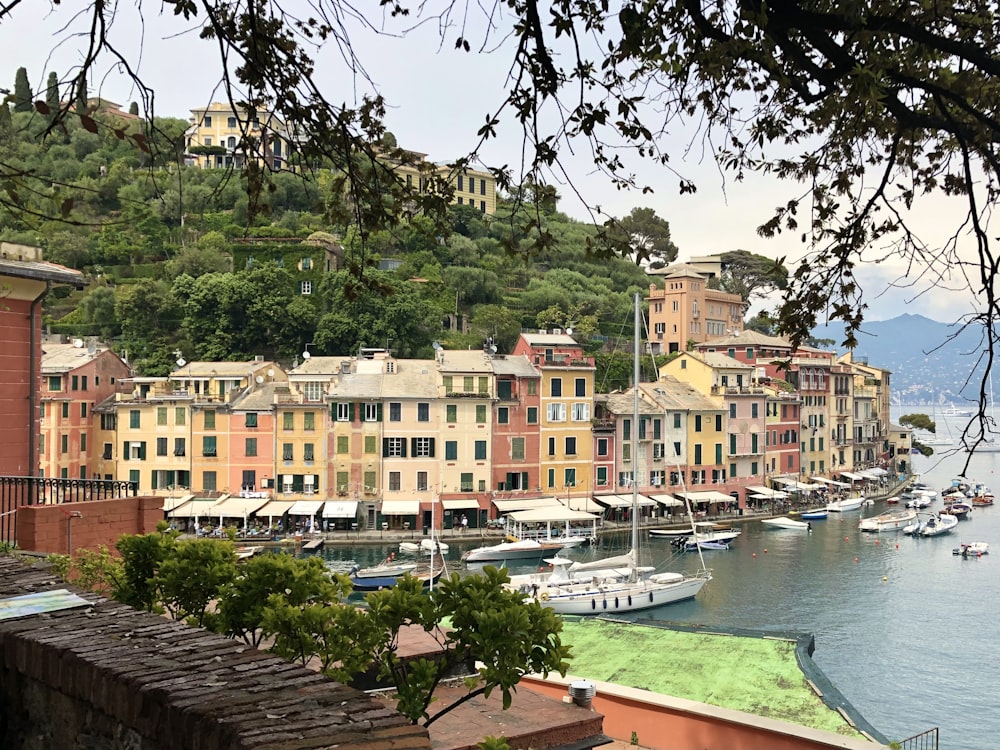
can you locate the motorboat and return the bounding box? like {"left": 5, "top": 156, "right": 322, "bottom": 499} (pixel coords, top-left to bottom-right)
{"left": 349, "top": 556, "right": 419, "bottom": 590}
{"left": 905, "top": 494, "right": 935, "bottom": 509}
{"left": 939, "top": 502, "right": 973, "bottom": 519}
{"left": 826, "top": 496, "right": 865, "bottom": 512}
{"left": 461, "top": 538, "right": 566, "bottom": 563}
{"left": 953, "top": 542, "right": 990, "bottom": 557}
{"left": 694, "top": 540, "right": 731, "bottom": 550}
{"left": 505, "top": 295, "right": 710, "bottom": 615}
{"left": 917, "top": 513, "right": 958, "bottom": 537}
{"left": 799, "top": 510, "right": 828, "bottom": 520}
{"left": 399, "top": 538, "right": 450, "bottom": 555}
{"left": 656, "top": 522, "right": 741, "bottom": 551}
{"left": 859, "top": 508, "right": 918, "bottom": 532}
{"left": 761, "top": 516, "right": 811, "bottom": 530}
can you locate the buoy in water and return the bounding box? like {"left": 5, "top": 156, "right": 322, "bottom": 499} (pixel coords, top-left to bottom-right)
{"left": 845, "top": 536, "right": 850, "bottom": 542}
{"left": 882, "top": 576, "right": 888, "bottom": 582}
{"left": 763, "top": 548, "right": 768, "bottom": 554}
{"left": 854, "top": 557, "right": 859, "bottom": 563}
{"left": 752, "top": 552, "right": 757, "bottom": 558}
{"left": 874, "top": 539, "right": 879, "bottom": 545}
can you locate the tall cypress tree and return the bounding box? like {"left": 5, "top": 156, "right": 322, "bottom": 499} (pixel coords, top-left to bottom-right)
{"left": 129, "top": 101, "right": 139, "bottom": 116}
{"left": 13, "top": 67, "right": 32, "bottom": 112}
{"left": 75, "top": 72, "right": 88, "bottom": 112}
{"left": 0, "top": 104, "right": 11, "bottom": 134}
{"left": 45, "top": 71, "right": 59, "bottom": 114}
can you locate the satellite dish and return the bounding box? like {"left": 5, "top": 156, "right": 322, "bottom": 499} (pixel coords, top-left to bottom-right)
{"left": 72, "top": 338, "right": 84, "bottom": 348}
{"left": 255, "top": 375, "right": 264, "bottom": 384}
{"left": 302, "top": 350, "right": 311, "bottom": 359}
{"left": 176, "top": 357, "right": 187, "bottom": 368}
{"left": 566, "top": 328, "right": 573, "bottom": 335}
{"left": 432, "top": 341, "right": 441, "bottom": 350}
{"left": 490, "top": 345, "right": 498, "bottom": 354}
{"left": 267, "top": 369, "right": 275, "bottom": 378}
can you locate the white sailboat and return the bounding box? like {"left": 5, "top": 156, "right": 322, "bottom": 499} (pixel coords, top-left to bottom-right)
{"left": 506, "top": 293, "right": 711, "bottom": 615}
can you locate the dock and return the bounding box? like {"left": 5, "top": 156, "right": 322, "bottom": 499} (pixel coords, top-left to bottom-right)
{"left": 301, "top": 538, "right": 325, "bottom": 552}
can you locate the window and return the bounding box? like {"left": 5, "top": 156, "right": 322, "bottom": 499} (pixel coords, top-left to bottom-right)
{"left": 464, "top": 376, "right": 474, "bottom": 392}
{"left": 204, "top": 471, "right": 217, "bottom": 492}
{"left": 548, "top": 437, "right": 556, "bottom": 456}
{"left": 103, "top": 443, "right": 113, "bottom": 460}
{"left": 596, "top": 466, "right": 608, "bottom": 486}
{"left": 303, "top": 412, "right": 315, "bottom": 431}
{"left": 729, "top": 403, "right": 737, "bottom": 418}
{"left": 460, "top": 473, "right": 474, "bottom": 492}
{"left": 48, "top": 376, "right": 62, "bottom": 391}
{"left": 336, "top": 472, "right": 349, "bottom": 493}
{"left": 442, "top": 375, "right": 453, "bottom": 391}
{"left": 512, "top": 437, "right": 525, "bottom": 461}
{"left": 364, "top": 471, "right": 377, "bottom": 492}
{"left": 204, "top": 410, "right": 216, "bottom": 429}
{"left": 565, "top": 436, "right": 577, "bottom": 455}
{"left": 597, "top": 438, "right": 609, "bottom": 457}
{"left": 125, "top": 441, "right": 146, "bottom": 461}
{"left": 80, "top": 403, "right": 87, "bottom": 418}
{"left": 695, "top": 415, "right": 703, "bottom": 432}
{"left": 564, "top": 468, "right": 577, "bottom": 487}
{"left": 337, "top": 435, "right": 349, "bottom": 454}
{"left": 571, "top": 403, "right": 590, "bottom": 421}
{"left": 80, "top": 434, "right": 86, "bottom": 452}
{"left": 413, "top": 437, "right": 435, "bottom": 457}
{"left": 476, "top": 404, "right": 487, "bottom": 423}
{"left": 417, "top": 402, "right": 429, "bottom": 422}
{"left": 384, "top": 437, "right": 406, "bottom": 457}
{"left": 480, "top": 178, "right": 486, "bottom": 195}
{"left": 245, "top": 413, "right": 258, "bottom": 428}
{"left": 72, "top": 375, "right": 79, "bottom": 391}
{"left": 245, "top": 438, "right": 257, "bottom": 456}
{"left": 389, "top": 402, "right": 402, "bottom": 422}
{"left": 623, "top": 419, "right": 631, "bottom": 440}
{"left": 478, "top": 376, "right": 489, "bottom": 394}
{"left": 527, "top": 407, "right": 538, "bottom": 424}
{"left": 130, "top": 410, "right": 141, "bottom": 428}
{"left": 158, "top": 407, "right": 168, "bottom": 426}
{"left": 129, "top": 469, "right": 140, "bottom": 485}
{"left": 389, "top": 472, "right": 401, "bottom": 491}
{"left": 546, "top": 403, "right": 566, "bottom": 422}
{"left": 60, "top": 434, "right": 68, "bottom": 454}
{"left": 417, "top": 471, "right": 428, "bottom": 491}
{"left": 227, "top": 116, "right": 237, "bottom": 128}
{"left": 446, "top": 404, "right": 457, "bottom": 423}
{"left": 527, "top": 380, "right": 538, "bottom": 395}
{"left": 497, "top": 407, "right": 509, "bottom": 424}
{"left": 445, "top": 441, "right": 458, "bottom": 460}
{"left": 475, "top": 440, "right": 487, "bottom": 460}
{"left": 622, "top": 443, "right": 631, "bottom": 461}
{"left": 202, "top": 115, "right": 212, "bottom": 126}
{"left": 157, "top": 437, "right": 168, "bottom": 456}
{"left": 282, "top": 443, "right": 293, "bottom": 461}
{"left": 283, "top": 412, "right": 294, "bottom": 430}
{"left": 751, "top": 402, "right": 759, "bottom": 418}
{"left": 364, "top": 403, "right": 381, "bottom": 422}
{"left": 575, "top": 378, "right": 586, "bottom": 396}
{"left": 301, "top": 256, "right": 312, "bottom": 270}
{"left": 304, "top": 382, "right": 323, "bottom": 402}
{"left": 304, "top": 443, "right": 315, "bottom": 461}
{"left": 547, "top": 468, "right": 555, "bottom": 488}
{"left": 204, "top": 136, "right": 212, "bottom": 146}
{"left": 203, "top": 436, "right": 217, "bottom": 457}
{"left": 364, "top": 435, "right": 376, "bottom": 454}
{"left": 336, "top": 403, "right": 352, "bottom": 421}
{"left": 550, "top": 378, "right": 562, "bottom": 397}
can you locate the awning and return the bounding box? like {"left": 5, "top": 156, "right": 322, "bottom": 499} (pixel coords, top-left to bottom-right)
{"left": 558, "top": 496, "right": 604, "bottom": 513}
{"left": 287, "top": 500, "right": 325, "bottom": 516}
{"left": 380, "top": 500, "right": 420, "bottom": 515}
{"left": 210, "top": 495, "right": 270, "bottom": 518}
{"left": 675, "top": 490, "right": 734, "bottom": 504}
{"left": 493, "top": 497, "right": 562, "bottom": 513}
{"left": 441, "top": 499, "right": 477, "bottom": 511}
{"left": 867, "top": 467, "right": 889, "bottom": 476}
{"left": 772, "top": 477, "right": 800, "bottom": 487}
{"left": 255, "top": 500, "right": 296, "bottom": 518}
{"left": 162, "top": 493, "right": 194, "bottom": 512}
{"left": 749, "top": 490, "right": 789, "bottom": 500}
{"left": 746, "top": 486, "right": 786, "bottom": 498}
{"left": 838, "top": 472, "right": 865, "bottom": 481}
{"left": 811, "top": 477, "right": 851, "bottom": 488}
{"left": 322, "top": 501, "right": 359, "bottom": 518}
{"left": 593, "top": 493, "right": 657, "bottom": 508}
{"left": 649, "top": 493, "right": 683, "bottom": 507}
{"left": 168, "top": 498, "right": 221, "bottom": 518}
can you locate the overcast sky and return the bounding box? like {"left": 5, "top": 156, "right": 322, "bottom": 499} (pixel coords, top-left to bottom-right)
{"left": 1, "top": 2, "right": 986, "bottom": 328}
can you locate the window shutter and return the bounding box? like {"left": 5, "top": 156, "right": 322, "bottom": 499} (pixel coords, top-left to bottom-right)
{"left": 139, "top": 442, "right": 147, "bottom": 460}
{"left": 349, "top": 402, "right": 355, "bottom": 422}
{"left": 521, "top": 471, "right": 529, "bottom": 488}
{"left": 123, "top": 441, "right": 128, "bottom": 461}
{"left": 383, "top": 438, "right": 390, "bottom": 457}
{"left": 376, "top": 403, "right": 383, "bottom": 422}
{"left": 401, "top": 440, "right": 407, "bottom": 458}
{"left": 428, "top": 438, "right": 435, "bottom": 457}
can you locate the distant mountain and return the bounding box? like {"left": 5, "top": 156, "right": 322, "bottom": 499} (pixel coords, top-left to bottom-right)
{"left": 810, "top": 313, "right": 988, "bottom": 406}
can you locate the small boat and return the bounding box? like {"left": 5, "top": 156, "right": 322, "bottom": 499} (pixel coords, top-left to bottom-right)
{"left": 693, "top": 540, "right": 730, "bottom": 550}
{"left": 859, "top": 508, "right": 918, "bottom": 532}
{"left": 349, "top": 555, "right": 420, "bottom": 590}
{"left": 762, "top": 516, "right": 811, "bottom": 530}
{"left": 657, "top": 521, "right": 741, "bottom": 550}
{"left": 800, "top": 510, "right": 828, "bottom": 520}
{"left": 940, "top": 502, "right": 973, "bottom": 519}
{"left": 461, "top": 538, "right": 566, "bottom": 563}
{"left": 399, "top": 538, "right": 450, "bottom": 555}
{"left": 917, "top": 513, "right": 958, "bottom": 537}
{"left": 235, "top": 545, "right": 264, "bottom": 560}
{"left": 905, "top": 495, "right": 934, "bottom": 509}
{"left": 826, "top": 496, "right": 865, "bottom": 512}
{"left": 972, "top": 494, "right": 995, "bottom": 507}
{"left": 953, "top": 542, "right": 990, "bottom": 557}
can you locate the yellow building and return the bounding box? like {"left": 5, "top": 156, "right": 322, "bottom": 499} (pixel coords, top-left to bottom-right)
{"left": 384, "top": 150, "right": 498, "bottom": 215}
{"left": 511, "top": 332, "right": 595, "bottom": 499}
{"left": 186, "top": 102, "right": 292, "bottom": 170}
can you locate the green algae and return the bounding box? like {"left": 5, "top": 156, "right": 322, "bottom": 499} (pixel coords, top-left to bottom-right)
{"left": 558, "top": 618, "right": 866, "bottom": 739}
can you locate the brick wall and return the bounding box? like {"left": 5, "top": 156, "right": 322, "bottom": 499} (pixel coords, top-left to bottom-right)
{"left": 0, "top": 556, "right": 432, "bottom": 750}
{"left": 17, "top": 495, "right": 172, "bottom": 554}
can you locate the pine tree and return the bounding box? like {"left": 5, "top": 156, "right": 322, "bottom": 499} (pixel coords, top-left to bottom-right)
{"left": 13, "top": 67, "right": 32, "bottom": 112}
{"left": 129, "top": 101, "right": 138, "bottom": 116}
{"left": 45, "top": 72, "right": 59, "bottom": 115}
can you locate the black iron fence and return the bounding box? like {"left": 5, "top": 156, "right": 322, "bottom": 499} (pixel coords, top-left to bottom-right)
{"left": 0, "top": 476, "right": 137, "bottom": 547}
{"left": 898, "top": 727, "right": 939, "bottom": 750}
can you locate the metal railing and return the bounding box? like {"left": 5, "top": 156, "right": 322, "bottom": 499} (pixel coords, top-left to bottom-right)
{"left": 898, "top": 727, "right": 939, "bottom": 750}
{"left": 0, "top": 476, "right": 137, "bottom": 547}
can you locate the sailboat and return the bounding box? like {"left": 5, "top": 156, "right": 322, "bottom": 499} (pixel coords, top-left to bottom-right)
{"left": 505, "top": 293, "right": 711, "bottom": 615}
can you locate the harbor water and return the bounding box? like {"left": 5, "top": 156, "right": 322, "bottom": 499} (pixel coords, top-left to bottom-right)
{"left": 318, "top": 429, "right": 998, "bottom": 749}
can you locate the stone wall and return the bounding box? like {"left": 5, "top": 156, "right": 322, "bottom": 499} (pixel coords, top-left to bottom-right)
{"left": 16, "top": 496, "right": 165, "bottom": 554}
{"left": 0, "top": 556, "right": 431, "bottom": 750}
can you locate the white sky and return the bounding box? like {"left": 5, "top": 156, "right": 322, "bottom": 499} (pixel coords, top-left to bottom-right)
{"left": 1, "top": 2, "right": 986, "bottom": 326}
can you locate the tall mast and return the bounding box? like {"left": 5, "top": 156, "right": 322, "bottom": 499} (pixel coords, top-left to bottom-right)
{"left": 633, "top": 292, "right": 640, "bottom": 554}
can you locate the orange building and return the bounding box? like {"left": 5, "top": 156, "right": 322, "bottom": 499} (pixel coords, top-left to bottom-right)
{"left": 646, "top": 267, "right": 744, "bottom": 354}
